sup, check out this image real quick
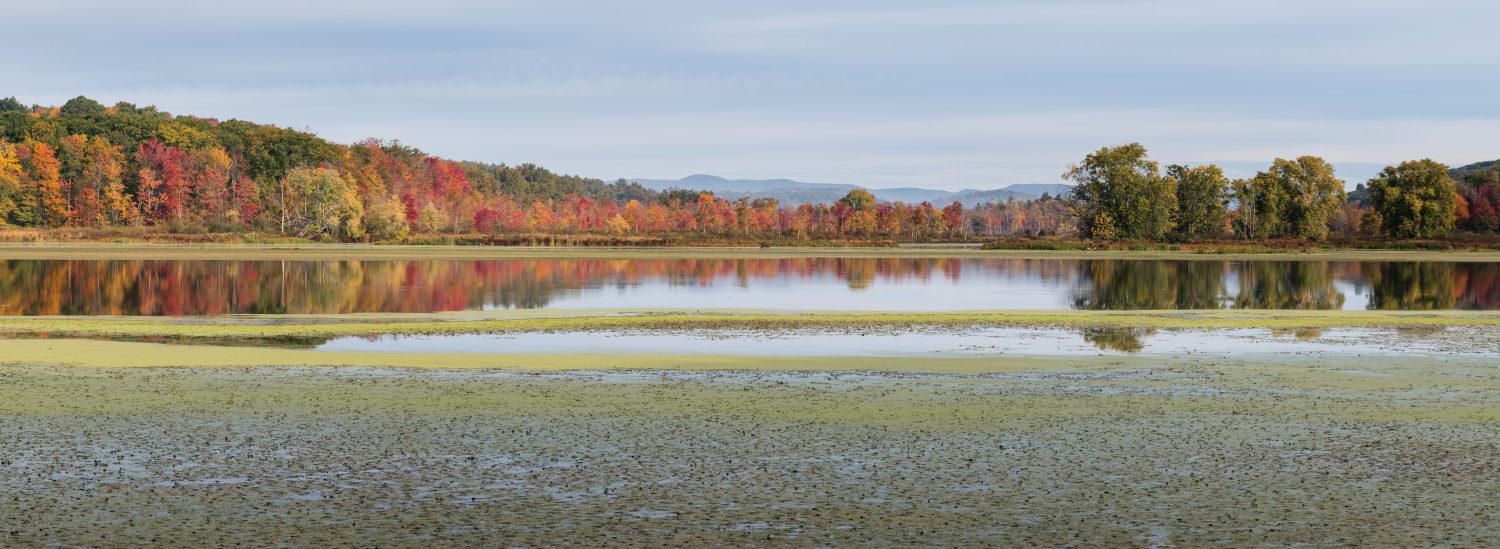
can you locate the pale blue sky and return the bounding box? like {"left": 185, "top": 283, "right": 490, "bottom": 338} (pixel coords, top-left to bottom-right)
{"left": 8, "top": 0, "right": 1499, "bottom": 189}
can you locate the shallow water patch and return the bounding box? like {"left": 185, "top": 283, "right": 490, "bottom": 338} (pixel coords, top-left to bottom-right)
{"left": 315, "top": 327, "right": 1477, "bottom": 357}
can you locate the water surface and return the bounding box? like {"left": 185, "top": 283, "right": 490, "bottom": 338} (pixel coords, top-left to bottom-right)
{"left": 318, "top": 327, "right": 1484, "bottom": 357}
{"left": 1, "top": 257, "right": 1496, "bottom": 315}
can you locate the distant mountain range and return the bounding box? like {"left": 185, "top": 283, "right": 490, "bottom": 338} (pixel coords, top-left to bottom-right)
{"left": 628, "top": 175, "right": 1070, "bottom": 207}
{"left": 628, "top": 158, "right": 1471, "bottom": 206}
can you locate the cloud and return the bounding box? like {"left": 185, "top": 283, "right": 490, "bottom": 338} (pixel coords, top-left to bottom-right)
{"left": 7, "top": 0, "right": 1500, "bottom": 189}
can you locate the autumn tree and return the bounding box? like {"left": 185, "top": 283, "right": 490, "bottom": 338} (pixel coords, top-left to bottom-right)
{"left": 56, "top": 135, "right": 129, "bottom": 226}
{"left": 1065, "top": 143, "right": 1177, "bottom": 240}
{"left": 186, "top": 148, "right": 233, "bottom": 223}
{"left": 135, "top": 139, "right": 190, "bottom": 222}
{"left": 1366, "top": 159, "right": 1457, "bottom": 238}
{"left": 1458, "top": 169, "right": 1500, "bottom": 232}
{"left": 0, "top": 142, "right": 22, "bottom": 223}
{"left": 941, "top": 202, "right": 966, "bottom": 238}
{"left": 18, "top": 141, "right": 69, "bottom": 227}
{"left": 276, "top": 167, "right": 363, "bottom": 240}
{"left": 362, "top": 196, "right": 409, "bottom": 242}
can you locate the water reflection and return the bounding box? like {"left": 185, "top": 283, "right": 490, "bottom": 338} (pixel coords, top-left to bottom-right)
{"left": 1072, "top": 261, "right": 1230, "bottom": 310}
{"left": 1233, "top": 261, "right": 1345, "bottom": 310}
{"left": 0, "top": 257, "right": 1496, "bottom": 315}
{"left": 1079, "top": 326, "right": 1158, "bottom": 353}
{"left": 1364, "top": 262, "right": 1456, "bottom": 310}
{"left": 314, "top": 326, "right": 1474, "bottom": 357}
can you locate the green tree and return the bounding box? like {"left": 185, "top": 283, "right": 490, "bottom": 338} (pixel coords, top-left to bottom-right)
{"left": 1065, "top": 143, "right": 1177, "bottom": 240}
{"left": 1236, "top": 157, "right": 1345, "bottom": 240}
{"left": 1167, "top": 164, "right": 1229, "bottom": 239}
{"left": 1366, "top": 159, "right": 1456, "bottom": 238}
{"left": 0, "top": 97, "right": 24, "bottom": 114}
{"left": 838, "top": 188, "right": 877, "bottom": 211}
{"left": 59, "top": 96, "right": 107, "bottom": 117}
{"left": 155, "top": 121, "right": 221, "bottom": 150}
{"left": 223, "top": 123, "right": 340, "bottom": 184}
{"left": 658, "top": 188, "right": 708, "bottom": 204}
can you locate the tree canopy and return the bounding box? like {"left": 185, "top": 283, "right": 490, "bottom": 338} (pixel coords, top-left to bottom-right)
{"left": 1367, "top": 159, "right": 1457, "bottom": 238}
{"left": 1234, "top": 157, "right": 1345, "bottom": 240}
{"left": 1065, "top": 143, "right": 1177, "bottom": 240}
{"left": 0, "top": 95, "right": 1486, "bottom": 243}
{"left": 1168, "top": 164, "right": 1229, "bottom": 239}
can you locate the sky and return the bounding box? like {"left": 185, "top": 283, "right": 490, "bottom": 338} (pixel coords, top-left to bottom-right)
{"left": 7, "top": 0, "right": 1500, "bottom": 190}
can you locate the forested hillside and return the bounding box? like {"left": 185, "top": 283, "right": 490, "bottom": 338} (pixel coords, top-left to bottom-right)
{"left": 0, "top": 95, "right": 1495, "bottom": 244}
{"left": 0, "top": 96, "right": 1073, "bottom": 242}
{"left": 1451, "top": 159, "right": 1500, "bottom": 180}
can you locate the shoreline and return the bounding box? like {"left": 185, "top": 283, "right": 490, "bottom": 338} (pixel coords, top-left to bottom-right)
{"left": 2, "top": 242, "right": 1500, "bottom": 261}
{"left": 2, "top": 308, "right": 1498, "bottom": 348}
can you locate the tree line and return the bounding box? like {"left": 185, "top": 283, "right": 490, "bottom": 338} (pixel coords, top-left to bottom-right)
{"left": 0, "top": 96, "right": 1495, "bottom": 243}
{"left": 0, "top": 96, "right": 1060, "bottom": 241}
{"left": 1066, "top": 143, "right": 1498, "bottom": 242}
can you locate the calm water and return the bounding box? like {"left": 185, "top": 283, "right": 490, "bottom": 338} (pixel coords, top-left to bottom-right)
{"left": 0, "top": 257, "right": 1496, "bottom": 315}
{"left": 319, "top": 327, "right": 1445, "bottom": 356}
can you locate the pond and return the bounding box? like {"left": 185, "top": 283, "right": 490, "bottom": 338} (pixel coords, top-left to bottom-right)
{"left": 0, "top": 257, "right": 1496, "bottom": 315}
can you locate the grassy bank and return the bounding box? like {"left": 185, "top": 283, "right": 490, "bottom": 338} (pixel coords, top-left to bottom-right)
{"left": 2, "top": 242, "right": 1500, "bottom": 261}
{"left": 982, "top": 234, "right": 1500, "bottom": 253}
{"left": 0, "top": 338, "right": 1084, "bottom": 372}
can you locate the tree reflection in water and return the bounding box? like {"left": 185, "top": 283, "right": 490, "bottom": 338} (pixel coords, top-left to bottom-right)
{"left": 0, "top": 257, "right": 1494, "bottom": 316}
{"left": 1078, "top": 326, "right": 1158, "bottom": 352}
{"left": 1270, "top": 329, "right": 1324, "bottom": 341}
{"left": 1363, "top": 262, "right": 1456, "bottom": 310}
{"left": 1232, "top": 261, "right": 1345, "bottom": 310}
{"left": 1072, "top": 260, "right": 1229, "bottom": 310}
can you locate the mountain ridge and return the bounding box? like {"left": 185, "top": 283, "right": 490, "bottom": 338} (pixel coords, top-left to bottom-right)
{"left": 628, "top": 175, "right": 1070, "bottom": 207}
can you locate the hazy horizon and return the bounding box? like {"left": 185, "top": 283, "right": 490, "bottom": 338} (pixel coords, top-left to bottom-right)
{"left": 632, "top": 159, "right": 1389, "bottom": 191}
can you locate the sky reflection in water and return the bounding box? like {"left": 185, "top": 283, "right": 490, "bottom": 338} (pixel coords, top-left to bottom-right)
{"left": 0, "top": 257, "right": 1496, "bottom": 315}
{"left": 318, "top": 327, "right": 1464, "bottom": 356}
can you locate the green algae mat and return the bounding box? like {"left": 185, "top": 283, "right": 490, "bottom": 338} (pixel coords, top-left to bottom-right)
{"left": 3, "top": 354, "right": 1499, "bottom": 546}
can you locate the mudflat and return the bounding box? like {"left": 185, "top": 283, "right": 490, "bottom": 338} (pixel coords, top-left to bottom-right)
{"left": 3, "top": 351, "right": 1499, "bottom": 546}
